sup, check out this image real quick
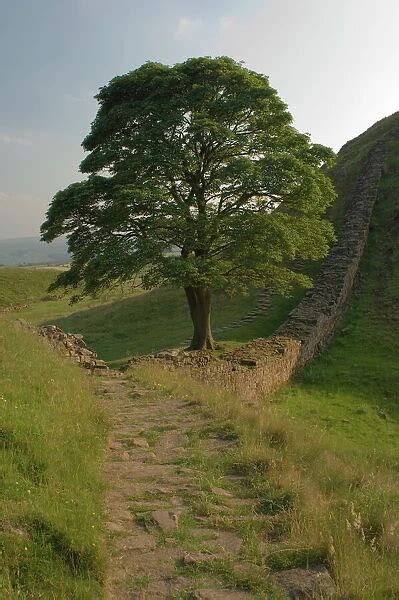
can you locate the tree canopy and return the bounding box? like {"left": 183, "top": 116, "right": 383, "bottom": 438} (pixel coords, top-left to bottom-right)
{"left": 41, "top": 56, "right": 336, "bottom": 349}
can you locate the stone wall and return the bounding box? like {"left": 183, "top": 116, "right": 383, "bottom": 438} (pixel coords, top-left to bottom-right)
{"left": 37, "top": 325, "right": 109, "bottom": 373}
{"left": 126, "top": 336, "right": 302, "bottom": 399}
{"left": 277, "top": 127, "right": 399, "bottom": 365}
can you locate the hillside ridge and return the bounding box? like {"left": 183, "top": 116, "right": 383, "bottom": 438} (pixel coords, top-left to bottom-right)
{"left": 0, "top": 236, "right": 69, "bottom": 266}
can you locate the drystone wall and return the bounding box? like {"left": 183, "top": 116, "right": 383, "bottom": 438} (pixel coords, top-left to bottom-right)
{"left": 276, "top": 127, "right": 399, "bottom": 365}
{"left": 130, "top": 126, "right": 399, "bottom": 400}
{"left": 37, "top": 325, "right": 109, "bottom": 372}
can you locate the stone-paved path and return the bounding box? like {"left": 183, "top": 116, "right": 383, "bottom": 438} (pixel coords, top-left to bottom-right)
{"left": 99, "top": 376, "right": 264, "bottom": 600}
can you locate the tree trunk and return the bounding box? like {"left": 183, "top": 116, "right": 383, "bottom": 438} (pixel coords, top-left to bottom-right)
{"left": 184, "top": 286, "right": 215, "bottom": 351}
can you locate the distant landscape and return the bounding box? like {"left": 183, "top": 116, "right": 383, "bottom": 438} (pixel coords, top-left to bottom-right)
{"left": 0, "top": 236, "right": 69, "bottom": 266}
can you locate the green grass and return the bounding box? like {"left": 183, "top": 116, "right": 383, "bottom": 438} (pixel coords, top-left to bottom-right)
{"left": 1, "top": 113, "right": 398, "bottom": 598}
{"left": 0, "top": 319, "right": 107, "bottom": 599}
{"left": 0, "top": 253, "right": 314, "bottom": 368}
{"left": 330, "top": 111, "right": 399, "bottom": 226}
{"left": 0, "top": 244, "right": 316, "bottom": 370}
{"left": 0, "top": 268, "right": 59, "bottom": 308}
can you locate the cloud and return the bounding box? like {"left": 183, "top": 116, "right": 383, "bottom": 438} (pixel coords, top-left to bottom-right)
{"left": 0, "top": 133, "right": 33, "bottom": 147}
{"left": 175, "top": 16, "right": 202, "bottom": 39}
{"left": 219, "top": 16, "right": 237, "bottom": 34}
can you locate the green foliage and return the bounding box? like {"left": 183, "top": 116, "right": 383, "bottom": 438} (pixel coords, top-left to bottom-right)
{"left": 42, "top": 56, "right": 335, "bottom": 299}
{"left": 0, "top": 320, "right": 107, "bottom": 598}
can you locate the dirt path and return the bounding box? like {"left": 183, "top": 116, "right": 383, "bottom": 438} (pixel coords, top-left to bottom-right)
{"left": 98, "top": 375, "right": 265, "bottom": 600}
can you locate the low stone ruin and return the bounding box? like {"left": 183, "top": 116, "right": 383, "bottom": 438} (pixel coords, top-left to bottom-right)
{"left": 37, "top": 325, "right": 109, "bottom": 373}
{"left": 0, "top": 303, "right": 30, "bottom": 313}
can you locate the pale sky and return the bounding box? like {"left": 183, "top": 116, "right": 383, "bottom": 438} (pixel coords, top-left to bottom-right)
{"left": 1, "top": 0, "right": 398, "bottom": 239}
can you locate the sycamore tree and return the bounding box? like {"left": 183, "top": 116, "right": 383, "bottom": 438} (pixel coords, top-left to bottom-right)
{"left": 41, "top": 57, "right": 336, "bottom": 350}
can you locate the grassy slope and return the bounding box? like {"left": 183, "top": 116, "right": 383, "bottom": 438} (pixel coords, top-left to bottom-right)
{"left": 0, "top": 268, "right": 59, "bottom": 308}
{"left": 0, "top": 319, "right": 107, "bottom": 599}
{"left": 265, "top": 122, "right": 399, "bottom": 594}
{"left": 134, "top": 365, "right": 399, "bottom": 598}
{"left": 22, "top": 286, "right": 311, "bottom": 368}
{"left": 1, "top": 115, "right": 397, "bottom": 598}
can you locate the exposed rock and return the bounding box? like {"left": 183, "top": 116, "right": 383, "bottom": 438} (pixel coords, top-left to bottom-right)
{"left": 123, "top": 349, "right": 218, "bottom": 371}
{"left": 156, "top": 431, "right": 187, "bottom": 449}
{"left": 239, "top": 358, "right": 258, "bottom": 367}
{"left": 108, "top": 440, "right": 124, "bottom": 450}
{"left": 118, "top": 533, "right": 157, "bottom": 553}
{"left": 0, "top": 304, "right": 30, "bottom": 314}
{"left": 106, "top": 521, "right": 126, "bottom": 533}
{"left": 151, "top": 509, "right": 180, "bottom": 531}
{"left": 132, "top": 437, "right": 150, "bottom": 449}
{"left": 214, "top": 530, "right": 242, "bottom": 555}
{"left": 154, "top": 350, "right": 179, "bottom": 359}
{"left": 272, "top": 565, "right": 337, "bottom": 599}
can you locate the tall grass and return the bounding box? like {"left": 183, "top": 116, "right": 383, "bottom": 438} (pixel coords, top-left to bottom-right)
{"left": 0, "top": 319, "right": 107, "bottom": 599}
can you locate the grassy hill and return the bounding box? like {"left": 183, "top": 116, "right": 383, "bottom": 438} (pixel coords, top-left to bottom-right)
{"left": 0, "top": 236, "right": 69, "bottom": 266}
{"left": 16, "top": 284, "right": 309, "bottom": 368}
{"left": 274, "top": 115, "right": 399, "bottom": 463}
